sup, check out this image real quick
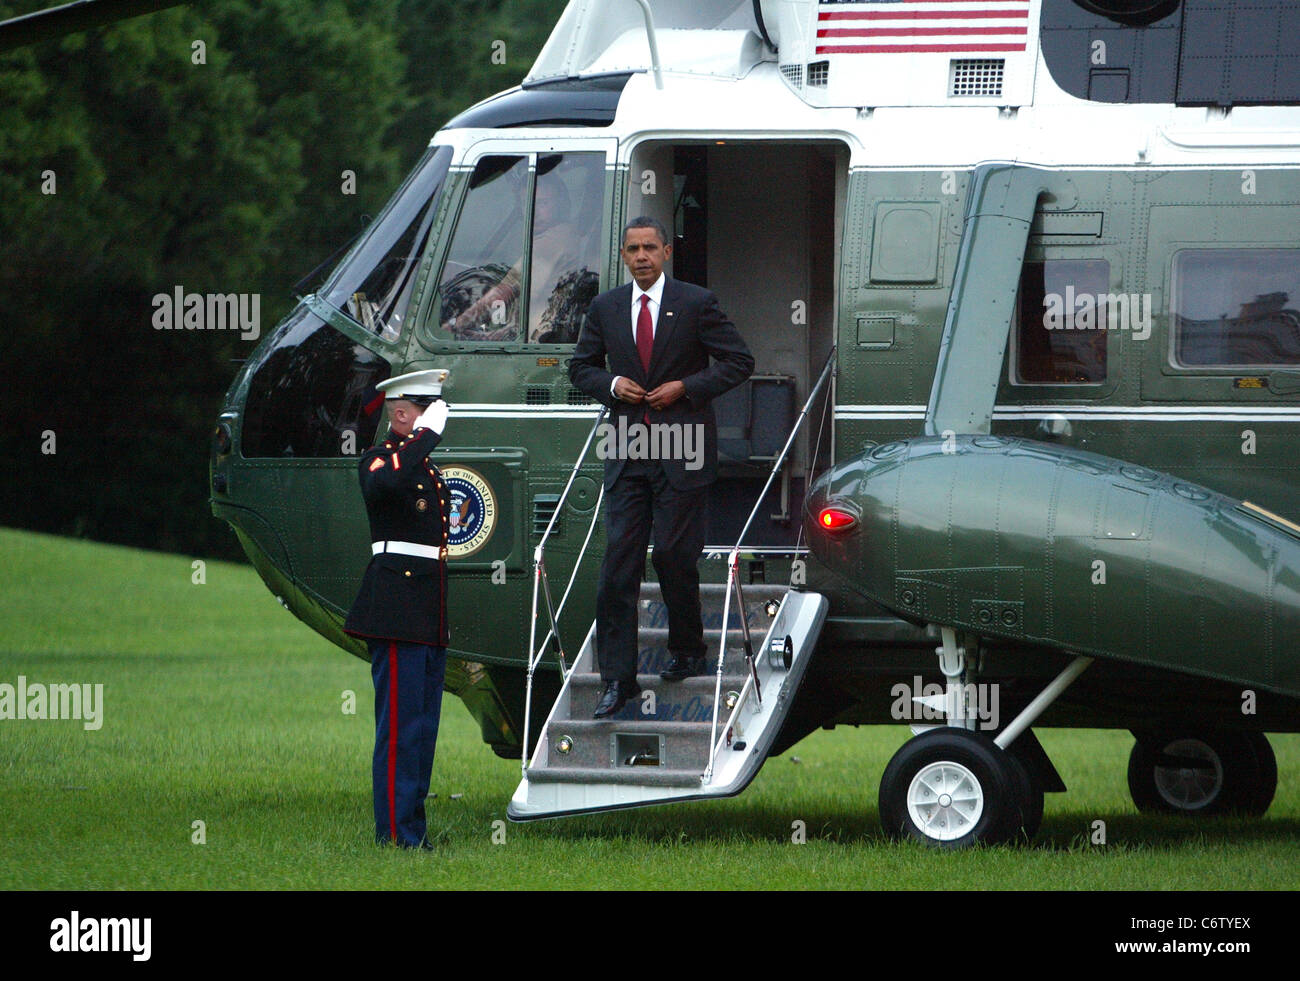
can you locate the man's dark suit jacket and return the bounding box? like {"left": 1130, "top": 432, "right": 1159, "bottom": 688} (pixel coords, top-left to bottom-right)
{"left": 568, "top": 277, "right": 754, "bottom": 490}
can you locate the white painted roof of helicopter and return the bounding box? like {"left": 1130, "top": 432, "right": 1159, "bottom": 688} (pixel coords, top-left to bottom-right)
{"left": 441, "top": 0, "right": 1300, "bottom": 171}
{"left": 445, "top": 59, "right": 1300, "bottom": 171}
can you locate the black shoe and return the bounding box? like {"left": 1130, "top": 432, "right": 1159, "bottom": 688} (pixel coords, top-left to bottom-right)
{"left": 660, "top": 654, "right": 706, "bottom": 681}
{"left": 593, "top": 679, "right": 641, "bottom": 718}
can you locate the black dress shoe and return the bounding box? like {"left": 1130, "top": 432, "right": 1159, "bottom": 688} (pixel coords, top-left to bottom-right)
{"left": 660, "top": 654, "right": 706, "bottom": 681}
{"left": 593, "top": 679, "right": 641, "bottom": 718}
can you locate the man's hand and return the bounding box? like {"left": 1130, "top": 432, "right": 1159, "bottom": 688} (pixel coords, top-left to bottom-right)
{"left": 614, "top": 377, "right": 646, "bottom": 404}
{"left": 416, "top": 399, "right": 449, "bottom": 436}
{"left": 645, "top": 380, "right": 686, "bottom": 410}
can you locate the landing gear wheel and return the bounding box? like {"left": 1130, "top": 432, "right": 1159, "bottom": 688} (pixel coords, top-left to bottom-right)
{"left": 879, "top": 729, "right": 1027, "bottom": 848}
{"left": 1127, "top": 731, "right": 1277, "bottom": 817}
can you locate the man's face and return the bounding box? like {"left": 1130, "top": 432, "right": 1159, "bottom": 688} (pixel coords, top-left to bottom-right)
{"left": 621, "top": 226, "right": 671, "bottom": 290}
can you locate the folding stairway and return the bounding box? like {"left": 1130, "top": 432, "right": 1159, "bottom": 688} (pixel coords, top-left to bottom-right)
{"left": 508, "top": 580, "right": 827, "bottom": 819}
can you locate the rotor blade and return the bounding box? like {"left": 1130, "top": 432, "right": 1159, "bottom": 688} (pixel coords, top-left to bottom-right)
{"left": 0, "top": 0, "right": 187, "bottom": 53}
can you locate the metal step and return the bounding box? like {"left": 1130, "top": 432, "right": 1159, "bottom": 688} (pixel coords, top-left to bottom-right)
{"left": 525, "top": 766, "right": 703, "bottom": 788}
{"left": 642, "top": 582, "right": 789, "bottom": 598}
{"left": 637, "top": 581, "right": 787, "bottom": 631}
{"left": 620, "top": 626, "right": 754, "bottom": 677}
{"left": 543, "top": 719, "right": 715, "bottom": 772}
{"left": 566, "top": 672, "right": 750, "bottom": 721}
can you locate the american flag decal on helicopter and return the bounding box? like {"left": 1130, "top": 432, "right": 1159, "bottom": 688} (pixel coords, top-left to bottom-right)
{"left": 816, "top": 0, "right": 1031, "bottom": 55}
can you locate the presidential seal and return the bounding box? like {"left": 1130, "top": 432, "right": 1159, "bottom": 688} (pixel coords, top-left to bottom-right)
{"left": 441, "top": 465, "right": 497, "bottom": 557}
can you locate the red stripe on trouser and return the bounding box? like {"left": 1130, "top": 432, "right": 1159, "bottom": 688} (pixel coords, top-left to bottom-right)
{"left": 388, "top": 642, "right": 398, "bottom": 843}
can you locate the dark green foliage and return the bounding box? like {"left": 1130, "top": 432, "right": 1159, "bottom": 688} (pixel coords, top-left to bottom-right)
{"left": 0, "top": 0, "right": 567, "bottom": 558}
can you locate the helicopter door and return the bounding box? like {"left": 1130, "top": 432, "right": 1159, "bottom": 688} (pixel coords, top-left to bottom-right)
{"left": 623, "top": 139, "right": 846, "bottom": 548}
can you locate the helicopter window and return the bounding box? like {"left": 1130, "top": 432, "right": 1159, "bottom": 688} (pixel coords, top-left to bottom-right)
{"left": 316, "top": 145, "right": 453, "bottom": 342}
{"left": 1014, "top": 259, "right": 1110, "bottom": 384}
{"left": 436, "top": 155, "right": 530, "bottom": 342}
{"left": 526, "top": 153, "right": 603, "bottom": 344}
{"left": 241, "top": 306, "right": 391, "bottom": 458}
{"left": 1172, "top": 249, "right": 1300, "bottom": 368}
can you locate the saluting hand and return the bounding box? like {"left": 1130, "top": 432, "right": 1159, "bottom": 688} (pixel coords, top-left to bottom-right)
{"left": 417, "top": 399, "right": 449, "bottom": 436}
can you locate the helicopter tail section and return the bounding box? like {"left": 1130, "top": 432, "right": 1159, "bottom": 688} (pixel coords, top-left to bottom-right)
{"left": 805, "top": 434, "right": 1300, "bottom": 700}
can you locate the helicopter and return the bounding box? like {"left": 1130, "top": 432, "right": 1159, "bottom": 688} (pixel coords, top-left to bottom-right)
{"left": 11, "top": 0, "right": 1300, "bottom": 846}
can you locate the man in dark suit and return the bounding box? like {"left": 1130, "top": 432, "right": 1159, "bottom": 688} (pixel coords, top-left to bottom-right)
{"left": 569, "top": 217, "right": 754, "bottom": 718}
{"left": 344, "top": 369, "right": 451, "bottom": 849}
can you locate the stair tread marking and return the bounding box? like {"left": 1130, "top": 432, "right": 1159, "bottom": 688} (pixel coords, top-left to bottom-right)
{"left": 568, "top": 672, "right": 749, "bottom": 686}
{"left": 637, "top": 626, "right": 753, "bottom": 636}
{"left": 549, "top": 719, "right": 715, "bottom": 734}
{"left": 526, "top": 766, "right": 704, "bottom": 787}
{"left": 642, "top": 582, "right": 790, "bottom": 596}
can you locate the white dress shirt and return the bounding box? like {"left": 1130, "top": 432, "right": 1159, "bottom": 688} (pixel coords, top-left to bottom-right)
{"left": 611, "top": 273, "right": 666, "bottom": 396}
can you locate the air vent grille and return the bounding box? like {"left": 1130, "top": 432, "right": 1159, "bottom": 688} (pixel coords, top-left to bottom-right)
{"left": 807, "top": 61, "right": 829, "bottom": 88}
{"left": 780, "top": 63, "right": 803, "bottom": 89}
{"left": 525, "top": 386, "right": 550, "bottom": 406}
{"left": 532, "top": 495, "right": 562, "bottom": 537}
{"left": 949, "top": 59, "right": 1004, "bottom": 97}
{"left": 566, "top": 388, "right": 593, "bottom": 406}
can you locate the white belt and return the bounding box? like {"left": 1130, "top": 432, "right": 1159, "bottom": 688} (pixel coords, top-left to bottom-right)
{"left": 373, "top": 541, "right": 441, "bottom": 560}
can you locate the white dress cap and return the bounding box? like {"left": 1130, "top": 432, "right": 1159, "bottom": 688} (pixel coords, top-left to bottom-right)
{"left": 376, "top": 368, "right": 450, "bottom": 400}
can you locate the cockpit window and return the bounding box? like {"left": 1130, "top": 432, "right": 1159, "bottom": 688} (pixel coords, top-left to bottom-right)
{"left": 314, "top": 145, "right": 453, "bottom": 342}
{"left": 434, "top": 152, "right": 604, "bottom": 344}
{"left": 527, "top": 152, "right": 603, "bottom": 343}
{"left": 1172, "top": 249, "right": 1300, "bottom": 367}
{"left": 437, "top": 155, "right": 530, "bottom": 342}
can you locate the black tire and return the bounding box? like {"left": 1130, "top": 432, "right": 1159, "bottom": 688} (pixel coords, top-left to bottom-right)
{"left": 1127, "top": 730, "right": 1277, "bottom": 817}
{"left": 1246, "top": 733, "right": 1278, "bottom": 816}
{"left": 1004, "top": 750, "right": 1044, "bottom": 842}
{"left": 879, "top": 729, "right": 1025, "bottom": 848}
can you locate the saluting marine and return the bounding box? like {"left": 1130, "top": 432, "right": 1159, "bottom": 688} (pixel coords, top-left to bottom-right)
{"left": 343, "top": 368, "right": 452, "bottom": 850}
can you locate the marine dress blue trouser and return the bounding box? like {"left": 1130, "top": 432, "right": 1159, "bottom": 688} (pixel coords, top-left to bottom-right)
{"left": 369, "top": 639, "right": 447, "bottom": 847}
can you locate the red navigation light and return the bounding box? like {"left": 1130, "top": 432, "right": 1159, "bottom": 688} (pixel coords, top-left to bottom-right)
{"left": 818, "top": 506, "right": 858, "bottom": 533}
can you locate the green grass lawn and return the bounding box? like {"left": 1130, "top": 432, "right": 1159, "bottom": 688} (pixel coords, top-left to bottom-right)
{"left": 1, "top": 526, "right": 1297, "bottom": 890}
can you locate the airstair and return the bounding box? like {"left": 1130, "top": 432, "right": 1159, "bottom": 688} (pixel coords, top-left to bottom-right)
{"left": 508, "top": 351, "right": 834, "bottom": 820}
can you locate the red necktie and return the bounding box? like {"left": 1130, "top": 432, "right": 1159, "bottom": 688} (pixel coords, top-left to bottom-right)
{"left": 636, "top": 294, "right": 653, "bottom": 373}
{"left": 636, "top": 294, "right": 653, "bottom": 425}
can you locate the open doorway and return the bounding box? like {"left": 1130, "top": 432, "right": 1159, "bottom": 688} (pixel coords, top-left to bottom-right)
{"left": 627, "top": 139, "right": 844, "bottom": 547}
